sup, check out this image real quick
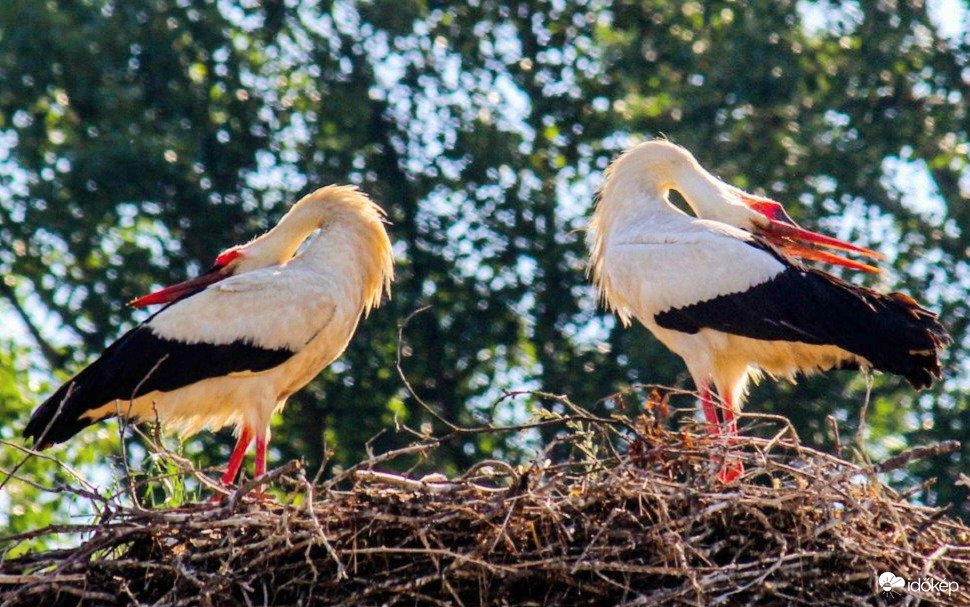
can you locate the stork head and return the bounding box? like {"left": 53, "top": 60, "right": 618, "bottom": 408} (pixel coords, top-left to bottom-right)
{"left": 605, "top": 140, "right": 884, "bottom": 273}
{"left": 130, "top": 185, "right": 394, "bottom": 308}
{"left": 128, "top": 246, "right": 251, "bottom": 307}
{"left": 128, "top": 202, "right": 318, "bottom": 308}
{"left": 129, "top": 201, "right": 318, "bottom": 308}
{"left": 731, "top": 188, "right": 884, "bottom": 273}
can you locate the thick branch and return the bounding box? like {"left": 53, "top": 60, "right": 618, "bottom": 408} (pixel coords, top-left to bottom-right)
{"left": 0, "top": 280, "right": 69, "bottom": 369}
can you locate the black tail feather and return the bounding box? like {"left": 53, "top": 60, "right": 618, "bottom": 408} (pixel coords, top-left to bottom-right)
{"left": 23, "top": 379, "right": 99, "bottom": 450}
{"left": 862, "top": 290, "right": 948, "bottom": 389}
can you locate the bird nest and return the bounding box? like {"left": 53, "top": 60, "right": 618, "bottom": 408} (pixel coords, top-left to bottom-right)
{"left": 1, "top": 395, "right": 968, "bottom": 607}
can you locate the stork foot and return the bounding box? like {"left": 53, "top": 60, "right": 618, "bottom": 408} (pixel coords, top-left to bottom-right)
{"left": 209, "top": 488, "right": 231, "bottom": 504}
{"left": 250, "top": 489, "right": 275, "bottom": 503}
{"left": 717, "top": 457, "right": 744, "bottom": 484}
{"left": 208, "top": 482, "right": 274, "bottom": 504}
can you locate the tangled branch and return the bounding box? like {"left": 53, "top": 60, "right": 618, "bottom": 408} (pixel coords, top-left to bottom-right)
{"left": 1, "top": 400, "right": 967, "bottom": 607}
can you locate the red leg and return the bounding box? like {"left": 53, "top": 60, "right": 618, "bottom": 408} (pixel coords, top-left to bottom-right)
{"left": 720, "top": 393, "right": 739, "bottom": 444}
{"left": 254, "top": 430, "right": 269, "bottom": 478}
{"left": 717, "top": 392, "right": 744, "bottom": 483}
{"left": 699, "top": 384, "right": 721, "bottom": 437}
{"left": 221, "top": 426, "right": 253, "bottom": 485}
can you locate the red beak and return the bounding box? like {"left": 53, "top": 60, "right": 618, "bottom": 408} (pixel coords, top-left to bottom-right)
{"left": 128, "top": 266, "right": 230, "bottom": 307}
{"left": 740, "top": 193, "right": 884, "bottom": 273}
{"left": 131, "top": 249, "right": 243, "bottom": 307}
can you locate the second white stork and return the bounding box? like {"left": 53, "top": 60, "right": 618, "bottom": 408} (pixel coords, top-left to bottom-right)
{"left": 589, "top": 140, "right": 949, "bottom": 482}
{"left": 25, "top": 185, "right": 394, "bottom": 486}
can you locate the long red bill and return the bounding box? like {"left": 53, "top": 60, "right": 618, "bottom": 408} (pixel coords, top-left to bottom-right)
{"left": 129, "top": 266, "right": 229, "bottom": 307}
{"left": 763, "top": 221, "right": 884, "bottom": 262}
{"left": 740, "top": 193, "right": 883, "bottom": 273}
{"left": 774, "top": 240, "right": 881, "bottom": 274}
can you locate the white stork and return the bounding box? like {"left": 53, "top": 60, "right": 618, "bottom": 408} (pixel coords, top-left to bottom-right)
{"left": 589, "top": 140, "right": 949, "bottom": 482}
{"left": 25, "top": 185, "right": 394, "bottom": 486}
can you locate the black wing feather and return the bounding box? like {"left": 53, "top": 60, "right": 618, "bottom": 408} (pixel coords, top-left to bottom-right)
{"left": 655, "top": 241, "right": 949, "bottom": 389}
{"left": 24, "top": 325, "right": 296, "bottom": 448}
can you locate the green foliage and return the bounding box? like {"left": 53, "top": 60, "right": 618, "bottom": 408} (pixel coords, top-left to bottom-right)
{"left": 0, "top": 341, "right": 121, "bottom": 552}
{"left": 1, "top": 0, "right": 968, "bottom": 537}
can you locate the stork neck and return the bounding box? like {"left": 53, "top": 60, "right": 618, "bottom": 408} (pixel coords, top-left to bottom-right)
{"left": 668, "top": 163, "right": 735, "bottom": 219}
{"left": 250, "top": 201, "right": 327, "bottom": 264}
{"left": 594, "top": 156, "right": 686, "bottom": 238}
{"left": 596, "top": 142, "right": 752, "bottom": 231}
{"left": 297, "top": 226, "right": 367, "bottom": 278}
{"left": 290, "top": 214, "right": 391, "bottom": 312}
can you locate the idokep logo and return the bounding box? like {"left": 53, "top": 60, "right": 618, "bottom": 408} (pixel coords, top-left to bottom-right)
{"left": 877, "top": 571, "right": 961, "bottom": 598}
{"left": 879, "top": 572, "right": 905, "bottom": 596}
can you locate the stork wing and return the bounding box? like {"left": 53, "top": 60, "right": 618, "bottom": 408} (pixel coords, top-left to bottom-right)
{"left": 604, "top": 220, "right": 788, "bottom": 318}
{"left": 608, "top": 223, "right": 947, "bottom": 388}
{"left": 25, "top": 268, "right": 337, "bottom": 448}
{"left": 147, "top": 268, "right": 338, "bottom": 352}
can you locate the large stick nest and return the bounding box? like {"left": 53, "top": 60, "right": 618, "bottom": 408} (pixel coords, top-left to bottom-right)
{"left": 1, "top": 398, "right": 968, "bottom": 607}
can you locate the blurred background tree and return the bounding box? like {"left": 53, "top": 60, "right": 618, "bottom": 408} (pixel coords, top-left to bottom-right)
{"left": 1, "top": 0, "right": 968, "bottom": 534}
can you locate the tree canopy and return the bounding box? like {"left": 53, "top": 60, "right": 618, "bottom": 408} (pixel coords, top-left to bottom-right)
{"left": 1, "top": 0, "right": 968, "bottom": 534}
